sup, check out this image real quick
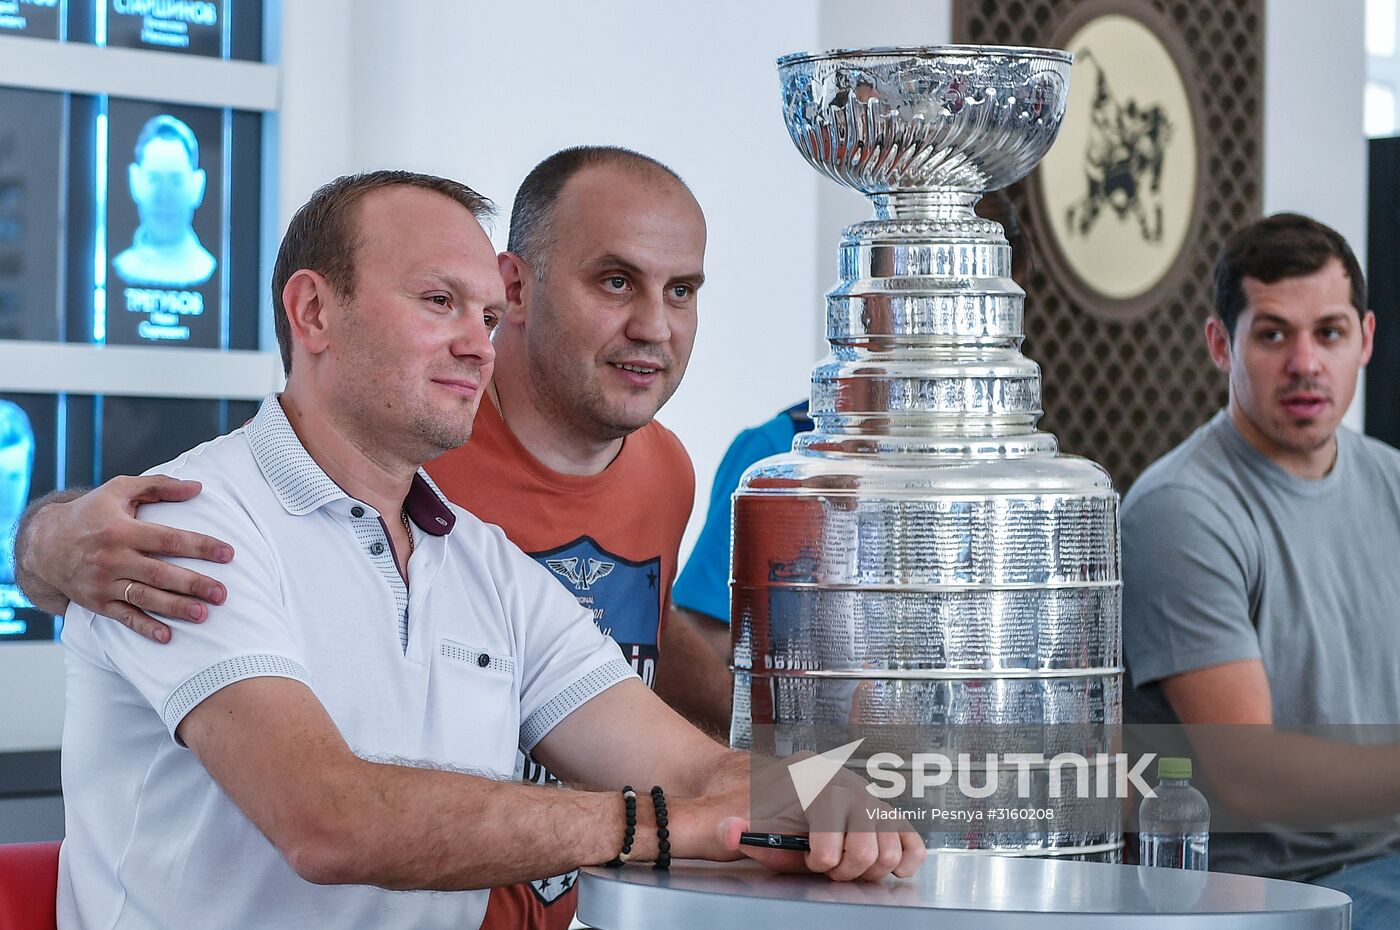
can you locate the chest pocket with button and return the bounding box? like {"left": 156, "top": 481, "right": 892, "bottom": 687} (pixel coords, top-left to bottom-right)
{"left": 427, "top": 637, "right": 520, "bottom": 774}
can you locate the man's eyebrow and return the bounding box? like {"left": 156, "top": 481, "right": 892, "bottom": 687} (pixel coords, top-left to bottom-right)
{"left": 584, "top": 253, "right": 646, "bottom": 277}
{"left": 418, "top": 270, "right": 505, "bottom": 307}
{"left": 416, "top": 268, "right": 462, "bottom": 286}
{"left": 1249, "top": 311, "right": 1353, "bottom": 328}
{"left": 419, "top": 269, "right": 474, "bottom": 295}
{"left": 584, "top": 253, "right": 706, "bottom": 288}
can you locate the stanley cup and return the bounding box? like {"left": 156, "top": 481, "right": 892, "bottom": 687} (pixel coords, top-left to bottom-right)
{"left": 731, "top": 46, "right": 1123, "bottom": 860}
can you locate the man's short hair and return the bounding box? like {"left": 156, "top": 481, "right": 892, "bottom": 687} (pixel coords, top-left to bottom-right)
{"left": 507, "top": 146, "right": 687, "bottom": 278}
{"left": 134, "top": 115, "right": 199, "bottom": 167}
{"left": 1213, "top": 213, "right": 1367, "bottom": 339}
{"left": 271, "top": 170, "right": 495, "bottom": 374}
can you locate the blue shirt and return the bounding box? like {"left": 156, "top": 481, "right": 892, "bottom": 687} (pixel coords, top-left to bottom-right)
{"left": 672, "top": 401, "right": 812, "bottom": 623}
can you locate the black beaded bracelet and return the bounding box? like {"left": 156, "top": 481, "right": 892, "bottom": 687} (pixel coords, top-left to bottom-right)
{"left": 651, "top": 785, "right": 671, "bottom": 870}
{"left": 605, "top": 786, "right": 637, "bottom": 867}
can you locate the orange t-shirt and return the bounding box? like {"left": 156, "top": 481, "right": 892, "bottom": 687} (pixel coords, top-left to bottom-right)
{"left": 424, "top": 397, "right": 694, "bottom": 930}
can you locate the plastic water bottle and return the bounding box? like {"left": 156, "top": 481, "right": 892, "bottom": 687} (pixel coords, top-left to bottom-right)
{"left": 1139, "top": 756, "right": 1209, "bottom": 870}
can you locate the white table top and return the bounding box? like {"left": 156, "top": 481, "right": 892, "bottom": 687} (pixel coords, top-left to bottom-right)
{"left": 578, "top": 855, "right": 1350, "bottom": 929}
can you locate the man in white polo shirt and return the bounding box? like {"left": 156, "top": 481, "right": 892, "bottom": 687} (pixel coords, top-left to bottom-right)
{"left": 56, "top": 171, "right": 924, "bottom": 930}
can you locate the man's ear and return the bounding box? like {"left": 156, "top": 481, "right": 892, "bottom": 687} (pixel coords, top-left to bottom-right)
{"left": 497, "top": 252, "right": 530, "bottom": 322}
{"left": 1360, "top": 309, "right": 1377, "bottom": 368}
{"left": 1204, "top": 316, "right": 1232, "bottom": 374}
{"left": 282, "top": 269, "right": 336, "bottom": 362}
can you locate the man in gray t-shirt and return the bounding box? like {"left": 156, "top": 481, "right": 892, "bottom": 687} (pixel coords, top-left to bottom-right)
{"left": 1123, "top": 214, "right": 1400, "bottom": 924}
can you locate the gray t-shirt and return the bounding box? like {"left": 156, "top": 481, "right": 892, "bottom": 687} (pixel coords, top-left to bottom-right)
{"left": 1122, "top": 410, "right": 1400, "bottom": 879}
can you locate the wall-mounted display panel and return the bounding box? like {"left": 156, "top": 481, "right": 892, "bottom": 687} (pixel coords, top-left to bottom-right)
{"left": 0, "top": 0, "right": 274, "bottom": 763}
{"left": 0, "top": 0, "right": 61, "bottom": 39}
{"left": 0, "top": 393, "right": 63, "bottom": 641}
{"left": 0, "top": 87, "right": 65, "bottom": 342}
{"left": 86, "top": 394, "right": 258, "bottom": 480}
{"left": 104, "top": 0, "right": 224, "bottom": 56}
{"left": 56, "top": 96, "right": 263, "bottom": 350}
{"left": 103, "top": 99, "right": 223, "bottom": 346}
{"left": 0, "top": 390, "right": 261, "bottom": 644}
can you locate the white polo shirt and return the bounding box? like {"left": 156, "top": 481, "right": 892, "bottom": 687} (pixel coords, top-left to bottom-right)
{"left": 57, "top": 396, "right": 636, "bottom": 930}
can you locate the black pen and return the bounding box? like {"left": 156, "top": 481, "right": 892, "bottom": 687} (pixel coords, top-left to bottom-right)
{"left": 739, "top": 831, "right": 812, "bottom": 852}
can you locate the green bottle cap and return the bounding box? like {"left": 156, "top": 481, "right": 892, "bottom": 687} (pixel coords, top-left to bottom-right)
{"left": 1158, "top": 757, "right": 1192, "bottom": 780}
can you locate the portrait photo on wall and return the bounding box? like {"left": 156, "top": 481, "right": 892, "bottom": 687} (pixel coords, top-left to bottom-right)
{"left": 0, "top": 87, "right": 66, "bottom": 342}
{"left": 0, "top": 0, "right": 62, "bottom": 39}
{"left": 0, "top": 392, "right": 59, "bottom": 641}
{"left": 105, "top": 99, "right": 224, "bottom": 348}
{"left": 104, "top": 0, "right": 226, "bottom": 57}
{"left": 94, "top": 396, "right": 257, "bottom": 483}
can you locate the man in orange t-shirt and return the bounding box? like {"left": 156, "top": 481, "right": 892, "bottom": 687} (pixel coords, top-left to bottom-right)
{"left": 433, "top": 395, "right": 692, "bottom": 693}
{"left": 15, "top": 146, "right": 712, "bottom": 930}
{"left": 434, "top": 396, "right": 693, "bottom": 927}
{"left": 460, "top": 147, "right": 702, "bottom": 928}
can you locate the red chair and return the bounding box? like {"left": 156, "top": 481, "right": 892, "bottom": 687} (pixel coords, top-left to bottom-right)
{"left": 0, "top": 841, "right": 60, "bottom": 930}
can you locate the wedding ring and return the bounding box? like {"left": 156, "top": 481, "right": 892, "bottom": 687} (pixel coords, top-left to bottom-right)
{"left": 123, "top": 581, "right": 137, "bottom": 604}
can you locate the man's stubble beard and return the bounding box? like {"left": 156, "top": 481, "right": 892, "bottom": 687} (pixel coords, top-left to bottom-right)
{"left": 407, "top": 400, "right": 476, "bottom": 457}
{"left": 333, "top": 367, "right": 474, "bottom": 463}
{"left": 335, "top": 304, "right": 476, "bottom": 462}
{"left": 524, "top": 295, "right": 676, "bottom": 444}
{"left": 1271, "top": 420, "right": 1334, "bottom": 457}
{"left": 1234, "top": 374, "right": 1337, "bottom": 458}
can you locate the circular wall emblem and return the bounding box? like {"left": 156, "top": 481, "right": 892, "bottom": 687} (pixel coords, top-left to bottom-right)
{"left": 1034, "top": 7, "right": 1202, "bottom": 318}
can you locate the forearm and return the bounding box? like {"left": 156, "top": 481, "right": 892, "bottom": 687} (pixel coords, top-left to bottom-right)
{"left": 684, "top": 744, "right": 749, "bottom": 799}
{"left": 653, "top": 606, "right": 733, "bottom": 736}
{"left": 14, "top": 488, "right": 86, "bottom": 614}
{"left": 1191, "top": 728, "right": 1400, "bottom": 824}
{"left": 601, "top": 710, "right": 748, "bottom": 801}
{"left": 188, "top": 677, "right": 694, "bottom": 890}
{"left": 310, "top": 762, "right": 648, "bottom": 890}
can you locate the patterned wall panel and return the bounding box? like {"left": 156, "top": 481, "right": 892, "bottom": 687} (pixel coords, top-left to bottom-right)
{"left": 953, "top": 0, "right": 1263, "bottom": 490}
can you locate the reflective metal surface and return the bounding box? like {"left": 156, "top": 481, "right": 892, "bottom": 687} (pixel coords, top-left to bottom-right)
{"left": 732, "top": 46, "right": 1123, "bottom": 859}
{"left": 778, "top": 46, "right": 1072, "bottom": 194}
{"left": 578, "top": 859, "right": 1352, "bottom": 929}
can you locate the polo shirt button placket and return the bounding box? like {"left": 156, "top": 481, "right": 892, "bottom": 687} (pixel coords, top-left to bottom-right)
{"left": 370, "top": 541, "right": 385, "bottom": 556}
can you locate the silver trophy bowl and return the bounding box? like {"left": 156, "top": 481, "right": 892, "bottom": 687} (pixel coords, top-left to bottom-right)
{"left": 732, "top": 46, "right": 1123, "bottom": 861}
{"left": 778, "top": 46, "right": 1071, "bottom": 197}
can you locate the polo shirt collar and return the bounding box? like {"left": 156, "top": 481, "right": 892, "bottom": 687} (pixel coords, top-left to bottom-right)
{"left": 245, "top": 394, "right": 456, "bottom": 535}
{"left": 408, "top": 470, "right": 456, "bottom": 534}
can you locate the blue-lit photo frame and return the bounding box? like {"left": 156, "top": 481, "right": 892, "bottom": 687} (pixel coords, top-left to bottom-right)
{"left": 0, "top": 86, "right": 67, "bottom": 342}
{"left": 0, "top": 0, "right": 63, "bottom": 40}
{"left": 101, "top": 98, "right": 225, "bottom": 348}
{"left": 0, "top": 392, "right": 61, "bottom": 641}
{"left": 86, "top": 394, "right": 257, "bottom": 482}
{"left": 103, "top": 0, "right": 227, "bottom": 57}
